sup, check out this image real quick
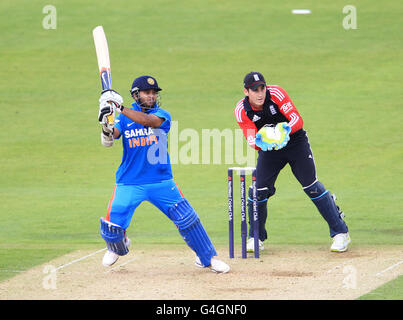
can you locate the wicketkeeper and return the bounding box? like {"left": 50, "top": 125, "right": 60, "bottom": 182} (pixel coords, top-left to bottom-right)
{"left": 97, "top": 75, "right": 230, "bottom": 273}
{"left": 234, "top": 72, "right": 351, "bottom": 253}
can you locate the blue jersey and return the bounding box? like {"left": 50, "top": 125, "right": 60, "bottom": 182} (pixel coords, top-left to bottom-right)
{"left": 114, "top": 102, "right": 173, "bottom": 185}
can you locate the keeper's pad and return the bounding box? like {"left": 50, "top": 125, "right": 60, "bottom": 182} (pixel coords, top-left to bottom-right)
{"left": 303, "top": 181, "right": 348, "bottom": 237}
{"left": 100, "top": 217, "right": 129, "bottom": 256}
{"left": 247, "top": 186, "right": 270, "bottom": 241}
{"left": 168, "top": 198, "right": 217, "bottom": 267}
{"left": 248, "top": 186, "right": 271, "bottom": 202}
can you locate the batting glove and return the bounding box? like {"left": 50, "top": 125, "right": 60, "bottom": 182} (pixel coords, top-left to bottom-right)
{"left": 100, "top": 89, "right": 125, "bottom": 112}
{"left": 99, "top": 89, "right": 123, "bottom": 106}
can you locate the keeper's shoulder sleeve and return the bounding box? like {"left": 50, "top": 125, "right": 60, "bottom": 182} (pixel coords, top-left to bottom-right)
{"left": 267, "top": 85, "right": 303, "bottom": 134}
{"left": 234, "top": 98, "right": 260, "bottom": 150}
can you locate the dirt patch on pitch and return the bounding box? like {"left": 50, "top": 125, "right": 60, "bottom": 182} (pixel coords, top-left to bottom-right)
{"left": 0, "top": 244, "right": 402, "bottom": 300}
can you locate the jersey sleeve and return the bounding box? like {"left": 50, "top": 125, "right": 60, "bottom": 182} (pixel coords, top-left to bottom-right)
{"left": 268, "top": 86, "right": 303, "bottom": 134}
{"left": 234, "top": 100, "right": 260, "bottom": 150}
{"left": 113, "top": 113, "right": 123, "bottom": 139}
{"left": 152, "top": 108, "right": 171, "bottom": 133}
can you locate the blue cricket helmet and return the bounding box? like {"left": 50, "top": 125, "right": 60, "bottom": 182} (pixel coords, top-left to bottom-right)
{"left": 130, "top": 75, "right": 162, "bottom": 95}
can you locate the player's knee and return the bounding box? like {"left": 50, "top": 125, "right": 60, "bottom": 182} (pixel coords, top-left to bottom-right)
{"left": 167, "top": 198, "right": 199, "bottom": 230}
{"left": 248, "top": 186, "right": 274, "bottom": 203}
{"left": 100, "top": 217, "right": 129, "bottom": 256}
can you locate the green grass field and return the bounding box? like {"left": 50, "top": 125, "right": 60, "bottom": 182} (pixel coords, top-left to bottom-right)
{"left": 0, "top": 0, "right": 402, "bottom": 299}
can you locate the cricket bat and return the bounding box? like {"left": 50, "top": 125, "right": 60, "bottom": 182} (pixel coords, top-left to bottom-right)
{"left": 93, "top": 25, "right": 114, "bottom": 125}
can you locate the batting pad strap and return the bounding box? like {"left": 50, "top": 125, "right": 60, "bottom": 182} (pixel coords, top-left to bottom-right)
{"left": 100, "top": 217, "right": 129, "bottom": 256}
{"left": 168, "top": 198, "right": 217, "bottom": 267}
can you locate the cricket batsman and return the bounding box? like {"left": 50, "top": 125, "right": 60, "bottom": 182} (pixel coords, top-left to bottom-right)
{"left": 97, "top": 75, "right": 230, "bottom": 273}
{"left": 234, "top": 72, "right": 351, "bottom": 253}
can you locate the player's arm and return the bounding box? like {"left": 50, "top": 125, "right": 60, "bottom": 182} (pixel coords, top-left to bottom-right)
{"left": 234, "top": 101, "right": 260, "bottom": 150}
{"left": 118, "top": 108, "right": 164, "bottom": 128}
{"left": 106, "top": 96, "right": 164, "bottom": 128}
{"left": 112, "top": 127, "right": 120, "bottom": 139}
{"left": 269, "top": 86, "right": 303, "bottom": 134}
{"left": 103, "top": 99, "right": 164, "bottom": 128}
{"left": 99, "top": 89, "right": 164, "bottom": 128}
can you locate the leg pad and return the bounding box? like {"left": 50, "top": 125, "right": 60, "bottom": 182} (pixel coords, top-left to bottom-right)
{"left": 247, "top": 186, "right": 270, "bottom": 241}
{"left": 168, "top": 198, "right": 217, "bottom": 267}
{"left": 304, "top": 181, "right": 348, "bottom": 237}
{"left": 100, "top": 217, "right": 129, "bottom": 256}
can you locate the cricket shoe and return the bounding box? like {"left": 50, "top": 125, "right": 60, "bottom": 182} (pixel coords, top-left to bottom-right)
{"left": 330, "top": 233, "right": 351, "bottom": 252}
{"left": 195, "top": 256, "right": 230, "bottom": 274}
{"left": 246, "top": 237, "right": 264, "bottom": 253}
{"left": 102, "top": 237, "right": 131, "bottom": 267}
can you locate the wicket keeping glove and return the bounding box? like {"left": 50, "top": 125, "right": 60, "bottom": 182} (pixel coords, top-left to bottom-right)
{"left": 255, "top": 122, "right": 291, "bottom": 151}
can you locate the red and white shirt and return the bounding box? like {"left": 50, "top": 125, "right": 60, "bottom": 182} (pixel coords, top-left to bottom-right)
{"left": 234, "top": 85, "right": 304, "bottom": 150}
